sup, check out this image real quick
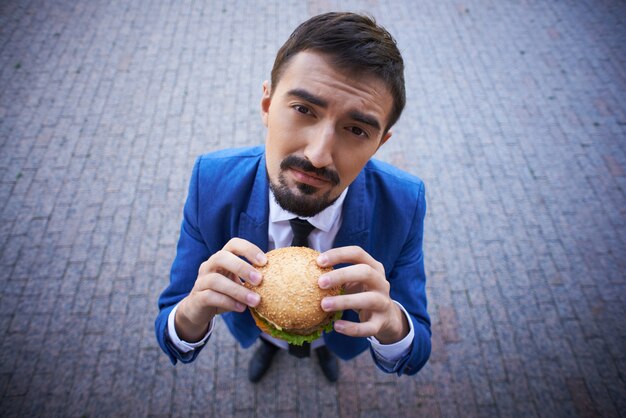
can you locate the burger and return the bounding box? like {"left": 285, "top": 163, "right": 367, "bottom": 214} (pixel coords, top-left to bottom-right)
{"left": 244, "top": 247, "right": 343, "bottom": 345}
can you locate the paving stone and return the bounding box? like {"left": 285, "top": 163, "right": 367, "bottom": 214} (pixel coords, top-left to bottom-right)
{"left": 148, "top": 369, "right": 175, "bottom": 416}
{"left": 1, "top": 0, "right": 625, "bottom": 416}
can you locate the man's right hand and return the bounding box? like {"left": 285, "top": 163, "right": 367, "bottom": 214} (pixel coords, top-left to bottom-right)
{"left": 174, "top": 238, "right": 267, "bottom": 343}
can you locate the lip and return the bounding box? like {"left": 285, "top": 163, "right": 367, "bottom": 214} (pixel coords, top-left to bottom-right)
{"left": 288, "top": 168, "right": 331, "bottom": 188}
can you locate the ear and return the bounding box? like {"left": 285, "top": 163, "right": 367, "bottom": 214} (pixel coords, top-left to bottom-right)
{"left": 377, "top": 130, "right": 393, "bottom": 150}
{"left": 261, "top": 80, "right": 271, "bottom": 127}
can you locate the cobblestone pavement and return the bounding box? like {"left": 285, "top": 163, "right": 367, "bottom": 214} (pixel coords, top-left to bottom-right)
{"left": 1, "top": 0, "right": 625, "bottom": 417}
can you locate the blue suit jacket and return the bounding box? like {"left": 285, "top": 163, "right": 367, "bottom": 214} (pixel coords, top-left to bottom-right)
{"left": 155, "top": 146, "right": 431, "bottom": 376}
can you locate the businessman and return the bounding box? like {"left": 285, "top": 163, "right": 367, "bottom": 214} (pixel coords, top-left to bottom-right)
{"left": 156, "top": 12, "right": 431, "bottom": 383}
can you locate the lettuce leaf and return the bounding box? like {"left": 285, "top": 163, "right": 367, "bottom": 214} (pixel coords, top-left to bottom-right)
{"left": 256, "top": 310, "right": 344, "bottom": 346}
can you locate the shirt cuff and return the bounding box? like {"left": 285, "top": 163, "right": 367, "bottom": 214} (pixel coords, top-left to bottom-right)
{"left": 367, "top": 300, "right": 414, "bottom": 362}
{"left": 167, "top": 303, "right": 214, "bottom": 353}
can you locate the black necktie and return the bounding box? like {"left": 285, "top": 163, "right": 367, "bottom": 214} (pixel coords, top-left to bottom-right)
{"left": 287, "top": 218, "right": 315, "bottom": 357}
{"left": 289, "top": 218, "right": 315, "bottom": 247}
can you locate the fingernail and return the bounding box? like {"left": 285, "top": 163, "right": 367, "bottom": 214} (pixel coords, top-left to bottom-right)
{"left": 317, "top": 254, "right": 329, "bottom": 266}
{"left": 256, "top": 253, "right": 267, "bottom": 265}
{"left": 235, "top": 302, "right": 246, "bottom": 312}
{"left": 321, "top": 298, "right": 332, "bottom": 311}
{"left": 247, "top": 293, "right": 260, "bottom": 306}
{"left": 249, "top": 271, "right": 262, "bottom": 285}
{"left": 334, "top": 322, "right": 344, "bottom": 332}
{"left": 318, "top": 275, "right": 330, "bottom": 289}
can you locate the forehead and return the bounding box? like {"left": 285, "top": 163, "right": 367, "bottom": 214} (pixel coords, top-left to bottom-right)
{"left": 274, "top": 51, "right": 393, "bottom": 121}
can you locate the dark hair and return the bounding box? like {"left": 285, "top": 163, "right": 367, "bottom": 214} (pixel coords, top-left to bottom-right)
{"left": 271, "top": 12, "right": 406, "bottom": 134}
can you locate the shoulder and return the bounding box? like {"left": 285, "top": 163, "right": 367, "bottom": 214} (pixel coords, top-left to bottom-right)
{"left": 354, "top": 159, "right": 427, "bottom": 270}
{"left": 193, "top": 146, "right": 264, "bottom": 179}
{"left": 196, "top": 145, "right": 264, "bottom": 167}
{"left": 189, "top": 146, "right": 265, "bottom": 197}
{"left": 363, "top": 158, "right": 425, "bottom": 197}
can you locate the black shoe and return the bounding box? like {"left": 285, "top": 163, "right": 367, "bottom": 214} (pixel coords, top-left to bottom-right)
{"left": 248, "top": 339, "right": 279, "bottom": 383}
{"left": 315, "top": 346, "right": 339, "bottom": 382}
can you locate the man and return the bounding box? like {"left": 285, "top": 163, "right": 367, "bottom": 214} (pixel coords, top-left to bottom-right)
{"left": 155, "top": 12, "right": 431, "bottom": 383}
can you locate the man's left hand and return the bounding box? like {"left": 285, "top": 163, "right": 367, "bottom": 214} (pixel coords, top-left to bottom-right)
{"left": 317, "top": 246, "right": 409, "bottom": 344}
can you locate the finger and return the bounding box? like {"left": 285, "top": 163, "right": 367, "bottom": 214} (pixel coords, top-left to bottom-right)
{"left": 333, "top": 318, "right": 383, "bottom": 338}
{"left": 222, "top": 237, "right": 268, "bottom": 267}
{"left": 198, "top": 288, "right": 247, "bottom": 313}
{"left": 207, "top": 273, "right": 262, "bottom": 307}
{"left": 320, "top": 292, "right": 388, "bottom": 313}
{"left": 195, "top": 272, "right": 261, "bottom": 308}
{"left": 194, "top": 280, "right": 261, "bottom": 313}
{"left": 318, "top": 246, "right": 384, "bottom": 275}
{"left": 318, "top": 263, "right": 389, "bottom": 293}
{"left": 199, "top": 249, "right": 263, "bottom": 286}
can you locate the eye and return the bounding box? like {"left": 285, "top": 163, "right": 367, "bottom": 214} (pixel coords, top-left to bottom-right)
{"left": 349, "top": 126, "right": 368, "bottom": 138}
{"left": 293, "top": 105, "right": 311, "bottom": 115}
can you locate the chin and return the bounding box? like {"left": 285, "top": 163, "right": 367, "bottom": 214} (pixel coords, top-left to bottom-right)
{"left": 273, "top": 186, "right": 333, "bottom": 218}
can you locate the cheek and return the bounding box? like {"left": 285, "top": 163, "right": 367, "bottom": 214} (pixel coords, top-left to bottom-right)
{"left": 264, "top": 143, "right": 283, "bottom": 180}
{"left": 337, "top": 139, "right": 377, "bottom": 174}
{"left": 335, "top": 153, "right": 367, "bottom": 185}
{"left": 264, "top": 130, "right": 282, "bottom": 179}
{"left": 268, "top": 113, "right": 298, "bottom": 147}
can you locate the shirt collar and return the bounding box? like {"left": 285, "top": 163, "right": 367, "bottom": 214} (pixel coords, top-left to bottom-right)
{"left": 269, "top": 187, "right": 348, "bottom": 233}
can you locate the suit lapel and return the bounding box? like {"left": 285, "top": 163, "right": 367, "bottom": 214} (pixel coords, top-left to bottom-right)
{"left": 238, "top": 152, "right": 270, "bottom": 252}
{"left": 333, "top": 169, "right": 370, "bottom": 251}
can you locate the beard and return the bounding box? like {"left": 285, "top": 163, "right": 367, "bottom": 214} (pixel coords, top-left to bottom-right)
{"left": 269, "top": 155, "right": 341, "bottom": 218}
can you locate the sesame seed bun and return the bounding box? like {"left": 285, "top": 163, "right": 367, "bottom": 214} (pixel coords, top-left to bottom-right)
{"left": 244, "top": 247, "right": 342, "bottom": 344}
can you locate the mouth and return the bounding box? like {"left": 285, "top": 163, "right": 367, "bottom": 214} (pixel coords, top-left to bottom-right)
{"left": 288, "top": 167, "right": 332, "bottom": 188}
{"left": 278, "top": 155, "right": 341, "bottom": 191}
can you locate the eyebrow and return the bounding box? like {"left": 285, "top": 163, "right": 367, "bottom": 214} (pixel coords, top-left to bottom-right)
{"left": 286, "top": 88, "right": 328, "bottom": 108}
{"left": 349, "top": 111, "right": 381, "bottom": 132}
{"left": 287, "top": 88, "right": 382, "bottom": 132}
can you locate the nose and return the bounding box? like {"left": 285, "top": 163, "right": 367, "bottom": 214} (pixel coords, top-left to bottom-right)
{"left": 303, "top": 123, "right": 334, "bottom": 168}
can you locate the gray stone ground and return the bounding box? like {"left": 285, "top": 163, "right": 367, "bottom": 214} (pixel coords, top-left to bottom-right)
{"left": 0, "top": 0, "right": 624, "bottom": 417}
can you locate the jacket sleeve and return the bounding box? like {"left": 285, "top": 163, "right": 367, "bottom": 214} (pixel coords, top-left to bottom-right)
{"left": 371, "top": 181, "right": 431, "bottom": 376}
{"left": 155, "top": 157, "right": 212, "bottom": 364}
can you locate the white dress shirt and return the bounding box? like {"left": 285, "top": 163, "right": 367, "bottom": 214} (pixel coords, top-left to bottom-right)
{"left": 167, "top": 187, "right": 414, "bottom": 362}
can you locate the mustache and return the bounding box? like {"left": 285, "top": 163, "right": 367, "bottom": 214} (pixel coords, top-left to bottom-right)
{"left": 280, "top": 155, "right": 340, "bottom": 186}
